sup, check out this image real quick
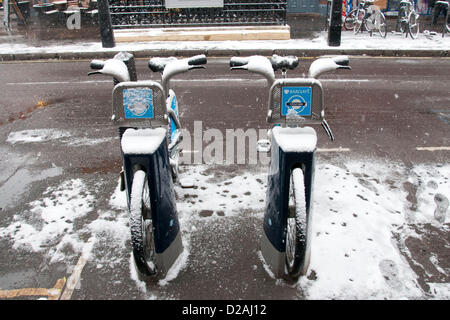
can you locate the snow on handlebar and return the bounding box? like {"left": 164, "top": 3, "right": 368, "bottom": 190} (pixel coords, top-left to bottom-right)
{"left": 229, "top": 57, "right": 250, "bottom": 68}
{"left": 90, "top": 60, "right": 105, "bottom": 70}
{"left": 160, "top": 54, "right": 207, "bottom": 95}
{"left": 308, "top": 56, "right": 351, "bottom": 79}
{"left": 88, "top": 58, "right": 130, "bottom": 83}
{"left": 149, "top": 55, "right": 207, "bottom": 73}
{"left": 162, "top": 55, "right": 207, "bottom": 77}
{"left": 269, "top": 54, "right": 299, "bottom": 71}
{"left": 230, "top": 55, "right": 275, "bottom": 85}
{"left": 188, "top": 54, "right": 207, "bottom": 66}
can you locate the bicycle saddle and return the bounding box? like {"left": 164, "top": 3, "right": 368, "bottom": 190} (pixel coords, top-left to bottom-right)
{"left": 270, "top": 54, "right": 299, "bottom": 71}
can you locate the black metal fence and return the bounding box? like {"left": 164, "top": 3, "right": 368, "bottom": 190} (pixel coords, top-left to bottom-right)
{"left": 109, "top": 0, "right": 287, "bottom": 28}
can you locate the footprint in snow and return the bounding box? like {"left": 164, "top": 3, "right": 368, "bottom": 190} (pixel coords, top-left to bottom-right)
{"left": 378, "top": 259, "right": 403, "bottom": 291}
{"left": 434, "top": 193, "right": 448, "bottom": 224}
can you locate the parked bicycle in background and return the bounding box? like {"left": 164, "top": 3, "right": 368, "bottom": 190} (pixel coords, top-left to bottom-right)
{"left": 432, "top": 0, "right": 449, "bottom": 37}
{"left": 346, "top": 0, "right": 388, "bottom": 38}
{"left": 395, "top": 0, "right": 420, "bottom": 38}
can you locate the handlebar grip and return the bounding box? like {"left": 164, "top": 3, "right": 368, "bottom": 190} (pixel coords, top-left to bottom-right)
{"left": 333, "top": 56, "right": 350, "bottom": 67}
{"left": 90, "top": 60, "right": 105, "bottom": 70}
{"left": 188, "top": 54, "right": 207, "bottom": 66}
{"left": 230, "top": 57, "right": 249, "bottom": 68}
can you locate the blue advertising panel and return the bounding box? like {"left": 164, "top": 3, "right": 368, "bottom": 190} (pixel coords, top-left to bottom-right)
{"left": 281, "top": 86, "right": 312, "bottom": 117}
{"left": 123, "top": 88, "right": 154, "bottom": 119}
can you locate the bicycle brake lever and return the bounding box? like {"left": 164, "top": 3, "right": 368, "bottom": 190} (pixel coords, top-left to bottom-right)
{"left": 230, "top": 66, "right": 248, "bottom": 71}
{"left": 321, "top": 119, "right": 335, "bottom": 141}
{"left": 188, "top": 65, "right": 206, "bottom": 70}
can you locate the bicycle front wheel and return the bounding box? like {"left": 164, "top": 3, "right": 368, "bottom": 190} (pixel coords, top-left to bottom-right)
{"left": 130, "top": 169, "right": 157, "bottom": 277}
{"left": 344, "top": 9, "right": 358, "bottom": 30}
{"left": 377, "top": 11, "right": 388, "bottom": 38}
{"left": 285, "top": 168, "right": 311, "bottom": 279}
{"left": 354, "top": 9, "right": 365, "bottom": 34}
{"left": 408, "top": 12, "right": 419, "bottom": 39}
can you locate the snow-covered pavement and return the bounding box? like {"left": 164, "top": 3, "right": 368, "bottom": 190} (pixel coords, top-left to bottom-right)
{"left": 1, "top": 130, "right": 448, "bottom": 299}
{"left": 0, "top": 31, "right": 449, "bottom": 59}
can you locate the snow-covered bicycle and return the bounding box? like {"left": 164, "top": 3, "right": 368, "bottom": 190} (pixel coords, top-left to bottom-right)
{"left": 89, "top": 52, "right": 206, "bottom": 279}
{"left": 352, "top": 0, "right": 388, "bottom": 38}
{"left": 230, "top": 54, "right": 351, "bottom": 279}
{"left": 395, "top": 0, "right": 420, "bottom": 39}
{"left": 435, "top": 0, "right": 449, "bottom": 37}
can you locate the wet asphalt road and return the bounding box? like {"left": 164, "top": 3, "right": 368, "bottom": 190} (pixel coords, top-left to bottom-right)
{"left": 0, "top": 57, "right": 449, "bottom": 300}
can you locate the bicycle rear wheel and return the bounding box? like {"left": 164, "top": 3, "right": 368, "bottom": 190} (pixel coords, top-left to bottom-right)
{"left": 377, "top": 11, "right": 388, "bottom": 38}
{"left": 444, "top": 12, "right": 450, "bottom": 37}
{"left": 130, "top": 169, "right": 157, "bottom": 277}
{"left": 285, "top": 168, "right": 311, "bottom": 279}
{"left": 344, "top": 9, "right": 358, "bottom": 30}
{"left": 408, "top": 12, "right": 419, "bottom": 39}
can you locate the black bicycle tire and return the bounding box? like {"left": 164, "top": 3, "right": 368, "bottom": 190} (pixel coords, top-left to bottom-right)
{"left": 285, "top": 168, "right": 311, "bottom": 279}
{"left": 130, "top": 169, "right": 157, "bottom": 277}
{"left": 378, "top": 11, "right": 388, "bottom": 38}
{"left": 354, "top": 9, "right": 365, "bottom": 34}
{"left": 444, "top": 13, "right": 450, "bottom": 36}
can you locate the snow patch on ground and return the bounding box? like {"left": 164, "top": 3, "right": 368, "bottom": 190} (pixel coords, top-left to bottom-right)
{"left": 7, "top": 129, "right": 71, "bottom": 144}
{"left": 175, "top": 165, "right": 268, "bottom": 218}
{"left": 299, "top": 161, "right": 449, "bottom": 299}
{"left": 427, "top": 282, "right": 450, "bottom": 299}
{"left": 6, "top": 128, "right": 114, "bottom": 146}
{"left": 0, "top": 178, "right": 94, "bottom": 263}
{"left": 410, "top": 164, "right": 450, "bottom": 225}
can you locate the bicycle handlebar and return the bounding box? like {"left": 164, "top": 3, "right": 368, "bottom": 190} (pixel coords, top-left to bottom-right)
{"left": 230, "top": 55, "right": 299, "bottom": 71}
{"left": 229, "top": 55, "right": 275, "bottom": 85}
{"left": 188, "top": 54, "right": 207, "bottom": 66}
{"left": 90, "top": 60, "right": 105, "bottom": 70}
{"left": 88, "top": 58, "right": 130, "bottom": 83}
{"left": 161, "top": 54, "right": 207, "bottom": 94}
{"left": 308, "top": 56, "right": 351, "bottom": 79}
{"left": 229, "top": 57, "right": 250, "bottom": 68}
{"left": 149, "top": 55, "right": 207, "bottom": 73}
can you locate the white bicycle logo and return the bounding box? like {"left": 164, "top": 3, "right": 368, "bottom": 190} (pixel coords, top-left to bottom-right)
{"left": 286, "top": 94, "right": 308, "bottom": 115}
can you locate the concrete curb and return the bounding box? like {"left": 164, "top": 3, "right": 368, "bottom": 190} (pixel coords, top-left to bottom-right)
{"left": 0, "top": 48, "right": 448, "bottom": 61}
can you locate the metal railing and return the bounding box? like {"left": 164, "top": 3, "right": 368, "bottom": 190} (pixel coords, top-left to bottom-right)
{"left": 109, "top": 0, "right": 287, "bottom": 28}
